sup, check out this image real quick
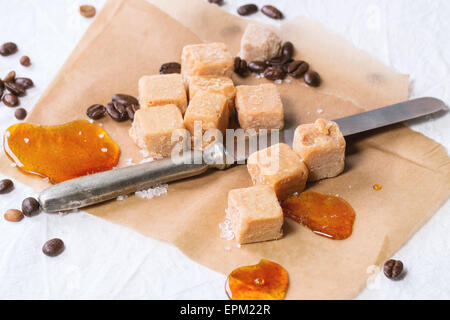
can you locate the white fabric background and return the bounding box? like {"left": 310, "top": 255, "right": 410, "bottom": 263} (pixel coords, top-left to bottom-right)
{"left": 0, "top": 0, "right": 448, "bottom": 300}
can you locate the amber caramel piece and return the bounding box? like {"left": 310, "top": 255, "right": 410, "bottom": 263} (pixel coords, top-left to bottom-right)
{"left": 239, "top": 23, "right": 282, "bottom": 62}
{"left": 181, "top": 42, "right": 234, "bottom": 79}
{"left": 235, "top": 84, "right": 284, "bottom": 131}
{"left": 226, "top": 259, "right": 288, "bottom": 300}
{"left": 129, "top": 105, "right": 187, "bottom": 158}
{"left": 138, "top": 74, "right": 188, "bottom": 114}
{"left": 247, "top": 143, "right": 309, "bottom": 201}
{"left": 293, "top": 119, "right": 346, "bottom": 181}
{"left": 227, "top": 185, "right": 283, "bottom": 245}
{"left": 281, "top": 191, "right": 356, "bottom": 240}
{"left": 4, "top": 120, "right": 120, "bottom": 183}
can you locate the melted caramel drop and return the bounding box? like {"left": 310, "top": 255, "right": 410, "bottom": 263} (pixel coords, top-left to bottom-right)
{"left": 4, "top": 120, "right": 120, "bottom": 183}
{"left": 281, "top": 191, "right": 356, "bottom": 240}
{"left": 226, "top": 259, "right": 289, "bottom": 300}
{"left": 373, "top": 184, "right": 382, "bottom": 191}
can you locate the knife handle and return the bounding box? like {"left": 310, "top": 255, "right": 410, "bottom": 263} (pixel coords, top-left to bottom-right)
{"left": 38, "top": 142, "right": 230, "bottom": 212}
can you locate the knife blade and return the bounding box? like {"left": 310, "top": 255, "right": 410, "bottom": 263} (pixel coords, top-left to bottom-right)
{"left": 38, "top": 97, "right": 446, "bottom": 212}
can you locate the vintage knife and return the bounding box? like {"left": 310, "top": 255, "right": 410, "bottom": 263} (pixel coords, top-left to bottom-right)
{"left": 38, "top": 97, "right": 446, "bottom": 212}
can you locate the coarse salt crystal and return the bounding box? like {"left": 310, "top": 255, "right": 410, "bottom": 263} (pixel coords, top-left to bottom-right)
{"left": 89, "top": 119, "right": 94, "bottom": 124}
{"left": 101, "top": 148, "right": 108, "bottom": 152}
{"left": 24, "top": 138, "right": 29, "bottom": 143}
{"left": 139, "top": 149, "right": 150, "bottom": 158}
{"left": 219, "top": 209, "right": 235, "bottom": 241}
{"left": 135, "top": 184, "right": 168, "bottom": 199}
{"left": 126, "top": 158, "right": 134, "bottom": 166}
{"left": 99, "top": 134, "right": 104, "bottom": 138}
{"left": 284, "top": 78, "right": 291, "bottom": 84}
{"left": 117, "top": 195, "right": 128, "bottom": 201}
{"left": 10, "top": 163, "right": 16, "bottom": 167}
{"left": 317, "top": 109, "right": 324, "bottom": 114}
{"left": 274, "top": 79, "right": 283, "bottom": 85}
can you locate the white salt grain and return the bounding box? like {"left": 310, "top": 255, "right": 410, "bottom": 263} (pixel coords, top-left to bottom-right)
{"left": 117, "top": 195, "right": 128, "bottom": 201}
{"left": 125, "top": 158, "right": 134, "bottom": 166}
{"left": 317, "top": 108, "right": 324, "bottom": 114}
{"left": 101, "top": 148, "right": 108, "bottom": 153}
{"left": 88, "top": 119, "right": 94, "bottom": 124}
{"left": 24, "top": 138, "right": 29, "bottom": 143}
{"left": 135, "top": 184, "right": 168, "bottom": 199}
{"left": 219, "top": 209, "right": 235, "bottom": 241}
{"left": 139, "top": 149, "right": 150, "bottom": 158}
{"left": 99, "top": 134, "right": 104, "bottom": 139}
{"left": 284, "top": 78, "right": 291, "bottom": 84}
{"left": 274, "top": 79, "right": 283, "bottom": 85}
{"left": 10, "top": 163, "right": 16, "bottom": 167}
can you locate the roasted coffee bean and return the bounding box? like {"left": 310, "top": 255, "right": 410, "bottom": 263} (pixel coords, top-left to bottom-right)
{"left": 14, "top": 77, "right": 34, "bottom": 89}
{"left": 248, "top": 61, "right": 267, "bottom": 73}
{"left": 261, "top": 5, "right": 283, "bottom": 20}
{"left": 42, "top": 238, "right": 65, "bottom": 257}
{"left": 22, "top": 197, "right": 41, "bottom": 217}
{"left": 208, "top": 0, "right": 224, "bottom": 6}
{"left": 0, "top": 79, "right": 4, "bottom": 90}
{"left": 266, "top": 55, "right": 290, "bottom": 67}
{"left": 281, "top": 42, "right": 294, "bottom": 60}
{"left": 3, "top": 71, "right": 16, "bottom": 83}
{"left": 159, "top": 62, "right": 181, "bottom": 74}
{"left": 86, "top": 104, "right": 106, "bottom": 120}
{"left": 384, "top": 259, "right": 404, "bottom": 280}
{"left": 79, "top": 5, "right": 96, "bottom": 18}
{"left": 106, "top": 101, "right": 128, "bottom": 122}
{"left": 234, "top": 57, "right": 249, "bottom": 77}
{"left": 20, "top": 56, "right": 31, "bottom": 67}
{"left": 0, "top": 42, "right": 18, "bottom": 56}
{"left": 0, "top": 179, "right": 14, "bottom": 194}
{"left": 288, "top": 60, "right": 309, "bottom": 78}
{"left": 2, "top": 93, "right": 19, "bottom": 107}
{"left": 112, "top": 94, "right": 139, "bottom": 107}
{"left": 281, "top": 59, "right": 294, "bottom": 73}
{"left": 304, "top": 71, "right": 321, "bottom": 87}
{"left": 5, "top": 82, "right": 26, "bottom": 96}
{"left": 4, "top": 209, "right": 24, "bottom": 222}
{"left": 237, "top": 4, "right": 258, "bottom": 16}
{"left": 126, "top": 104, "right": 139, "bottom": 121}
{"left": 264, "top": 67, "right": 286, "bottom": 81}
{"left": 14, "top": 108, "right": 27, "bottom": 120}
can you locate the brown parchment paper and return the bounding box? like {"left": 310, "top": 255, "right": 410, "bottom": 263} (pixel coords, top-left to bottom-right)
{"left": 0, "top": 0, "right": 449, "bottom": 299}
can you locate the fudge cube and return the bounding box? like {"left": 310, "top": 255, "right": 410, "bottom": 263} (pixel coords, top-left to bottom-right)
{"left": 239, "top": 23, "right": 281, "bottom": 62}
{"left": 138, "top": 74, "right": 188, "bottom": 114}
{"left": 181, "top": 42, "right": 234, "bottom": 79}
{"left": 188, "top": 75, "right": 236, "bottom": 115}
{"left": 184, "top": 91, "right": 229, "bottom": 147}
{"left": 235, "top": 84, "right": 284, "bottom": 130}
{"left": 247, "top": 143, "right": 309, "bottom": 201}
{"left": 227, "top": 185, "right": 284, "bottom": 245}
{"left": 293, "top": 119, "right": 346, "bottom": 181}
{"left": 129, "top": 104, "right": 187, "bottom": 158}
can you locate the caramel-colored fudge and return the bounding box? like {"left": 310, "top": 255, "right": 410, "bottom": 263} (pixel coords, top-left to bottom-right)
{"left": 138, "top": 74, "right": 188, "bottom": 114}
{"left": 181, "top": 42, "right": 234, "bottom": 79}
{"left": 129, "top": 104, "right": 187, "bottom": 158}
{"left": 293, "top": 119, "right": 346, "bottom": 181}
{"left": 247, "top": 143, "right": 309, "bottom": 201}
{"left": 239, "top": 23, "right": 281, "bottom": 62}
{"left": 235, "top": 84, "right": 284, "bottom": 130}
{"left": 188, "top": 75, "right": 236, "bottom": 115}
{"left": 227, "top": 185, "right": 283, "bottom": 245}
{"left": 184, "top": 91, "right": 229, "bottom": 147}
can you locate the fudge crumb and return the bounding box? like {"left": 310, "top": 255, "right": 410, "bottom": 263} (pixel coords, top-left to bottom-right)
{"left": 219, "top": 209, "right": 235, "bottom": 241}
{"left": 135, "top": 184, "right": 168, "bottom": 199}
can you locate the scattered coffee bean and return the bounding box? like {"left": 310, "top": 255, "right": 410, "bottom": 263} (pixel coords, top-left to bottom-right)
{"left": 14, "top": 108, "right": 27, "bottom": 120}
{"left": 384, "top": 259, "right": 404, "bottom": 280}
{"left": 111, "top": 94, "right": 139, "bottom": 107}
{"left": 234, "top": 57, "right": 249, "bottom": 77}
{"left": 281, "top": 59, "right": 294, "bottom": 73}
{"left": 159, "top": 62, "right": 181, "bottom": 75}
{"left": 261, "top": 5, "right": 283, "bottom": 20}
{"left": 264, "top": 66, "right": 286, "bottom": 81}
{"left": 20, "top": 56, "right": 31, "bottom": 67}
{"left": 125, "top": 104, "right": 139, "bottom": 121}
{"left": 0, "top": 179, "right": 14, "bottom": 194}
{"left": 42, "top": 238, "right": 65, "bottom": 257}
{"left": 266, "top": 56, "right": 288, "bottom": 67}
{"left": 22, "top": 197, "right": 41, "bottom": 217}
{"left": 248, "top": 61, "right": 267, "bottom": 73}
{"left": 237, "top": 4, "right": 258, "bottom": 16}
{"left": 304, "top": 71, "right": 321, "bottom": 87}
{"left": 14, "top": 77, "right": 34, "bottom": 89}
{"left": 5, "top": 82, "right": 26, "bottom": 96}
{"left": 281, "top": 42, "right": 294, "bottom": 60}
{"left": 0, "top": 42, "right": 18, "bottom": 56}
{"left": 4, "top": 209, "right": 24, "bottom": 222}
{"left": 2, "top": 93, "right": 19, "bottom": 107}
{"left": 208, "top": 0, "right": 224, "bottom": 6}
{"left": 86, "top": 104, "right": 106, "bottom": 120}
{"left": 288, "top": 60, "right": 309, "bottom": 78}
{"left": 0, "top": 81, "right": 3, "bottom": 99}
{"left": 106, "top": 101, "right": 128, "bottom": 122}
{"left": 79, "top": 5, "right": 96, "bottom": 18}
{"left": 3, "top": 71, "right": 16, "bottom": 83}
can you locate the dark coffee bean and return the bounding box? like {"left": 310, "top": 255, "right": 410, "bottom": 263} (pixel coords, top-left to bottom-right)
{"left": 266, "top": 56, "right": 289, "bottom": 67}
{"left": 304, "top": 71, "right": 321, "bottom": 87}
{"left": 86, "top": 104, "right": 106, "bottom": 120}
{"left": 5, "top": 82, "right": 26, "bottom": 96}
{"left": 234, "top": 57, "right": 249, "bottom": 77}
{"left": 0, "top": 42, "right": 18, "bottom": 56}
{"left": 237, "top": 4, "right": 258, "bottom": 16}
{"left": 261, "top": 5, "right": 283, "bottom": 20}
{"left": 2, "top": 93, "right": 19, "bottom": 107}
{"left": 106, "top": 102, "right": 128, "bottom": 122}
{"left": 14, "top": 108, "right": 27, "bottom": 120}
{"left": 79, "top": 5, "right": 96, "bottom": 18}
{"left": 159, "top": 62, "right": 181, "bottom": 75}
{"left": 281, "top": 59, "right": 294, "bottom": 73}
{"left": 14, "top": 77, "right": 34, "bottom": 89}
{"left": 248, "top": 61, "right": 267, "bottom": 73}
{"left": 384, "top": 259, "right": 404, "bottom": 280}
{"left": 3, "top": 71, "right": 16, "bottom": 83}
{"left": 112, "top": 94, "right": 139, "bottom": 107}
{"left": 208, "top": 0, "right": 224, "bottom": 6}
{"left": 42, "top": 238, "right": 65, "bottom": 257}
{"left": 22, "top": 197, "right": 41, "bottom": 217}
{"left": 281, "top": 42, "right": 294, "bottom": 60}
{"left": 126, "top": 104, "right": 139, "bottom": 121}
{"left": 0, "top": 179, "right": 14, "bottom": 194}
{"left": 264, "top": 67, "right": 286, "bottom": 81}
{"left": 20, "top": 56, "right": 31, "bottom": 67}
{"left": 0, "top": 79, "right": 4, "bottom": 90}
{"left": 288, "top": 60, "right": 309, "bottom": 78}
